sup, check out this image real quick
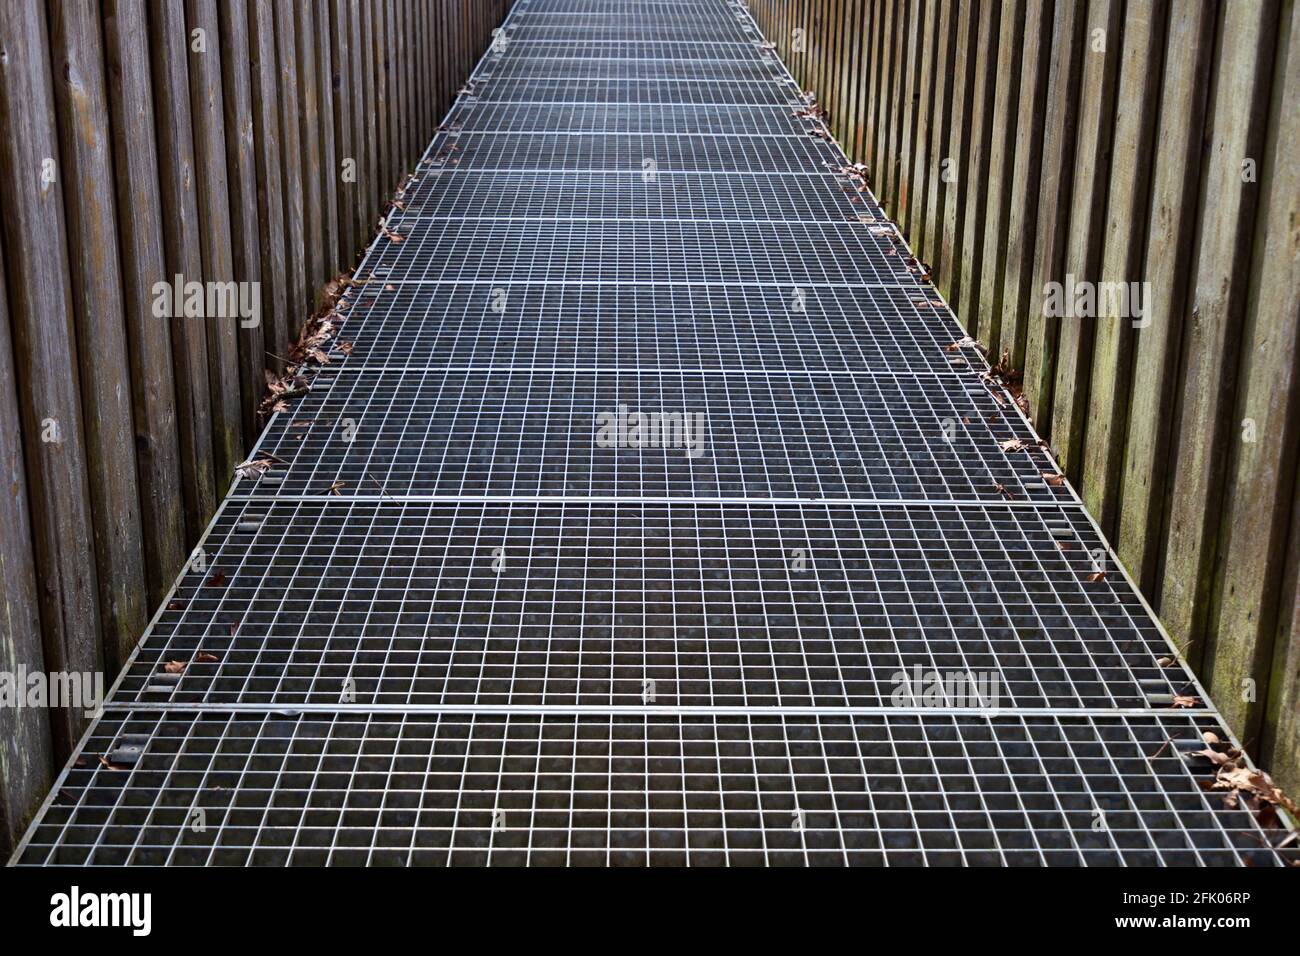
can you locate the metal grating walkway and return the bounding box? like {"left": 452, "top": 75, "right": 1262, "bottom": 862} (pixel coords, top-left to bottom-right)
{"left": 11, "top": 0, "right": 1296, "bottom": 867}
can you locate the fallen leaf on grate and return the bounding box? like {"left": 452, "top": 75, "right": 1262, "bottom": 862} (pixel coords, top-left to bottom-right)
{"left": 235, "top": 456, "right": 282, "bottom": 480}
{"left": 1191, "top": 738, "right": 1300, "bottom": 823}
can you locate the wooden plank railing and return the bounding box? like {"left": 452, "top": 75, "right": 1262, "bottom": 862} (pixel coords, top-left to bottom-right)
{"left": 0, "top": 0, "right": 512, "bottom": 854}
{"left": 747, "top": 0, "right": 1300, "bottom": 794}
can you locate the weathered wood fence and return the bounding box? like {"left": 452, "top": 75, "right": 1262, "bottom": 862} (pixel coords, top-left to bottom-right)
{"left": 748, "top": 0, "right": 1300, "bottom": 790}
{"left": 0, "top": 0, "right": 510, "bottom": 853}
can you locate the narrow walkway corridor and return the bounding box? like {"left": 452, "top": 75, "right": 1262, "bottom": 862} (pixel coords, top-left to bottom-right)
{"left": 12, "top": 0, "right": 1295, "bottom": 866}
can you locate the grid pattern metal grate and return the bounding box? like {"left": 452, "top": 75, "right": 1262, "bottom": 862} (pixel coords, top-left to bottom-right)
{"left": 12, "top": 0, "right": 1294, "bottom": 866}
{"left": 424, "top": 132, "right": 845, "bottom": 172}
{"left": 237, "top": 369, "right": 1068, "bottom": 502}
{"left": 355, "top": 219, "right": 919, "bottom": 286}
{"left": 112, "top": 499, "right": 1186, "bottom": 709}
{"left": 328, "top": 284, "right": 966, "bottom": 374}
{"left": 13, "top": 712, "right": 1295, "bottom": 867}
{"left": 390, "top": 170, "right": 881, "bottom": 222}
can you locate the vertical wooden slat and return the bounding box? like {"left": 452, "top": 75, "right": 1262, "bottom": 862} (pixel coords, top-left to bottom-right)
{"left": 872, "top": 0, "right": 897, "bottom": 205}
{"left": 997, "top": 0, "right": 1054, "bottom": 372}
{"left": 0, "top": 226, "right": 54, "bottom": 855}
{"left": 373, "top": 0, "right": 390, "bottom": 194}
{"left": 923, "top": 0, "right": 957, "bottom": 281}
{"left": 273, "top": 0, "right": 308, "bottom": 340}
{"left": 1202, "top": 0, "right": 1297, "bottom": 740}
{"left": 392, "top": 0, "right": 408, "bottom": 177}
{"left": 1115, "top": 0, "right": 1217, "bottom": 594}
{"left": 1050, "top": 0, "right": 1123, "bottom": 480}
{"left": 102, "top": 0, "right": 187, "bottom": 605}
{"left": 48, "top": 0, "right": 149, "bottom": 672}
{"left": 216, "top": 0, "right": 266, "bottom": 443}
{"left": 185, "top": 0, "right": 245, "bottom": 482}
{"left": 1159, "top": 0, "right": 1279, "bottom": 672}
{"left": 976, "top": 0, "right": 1025, "bottom": 358}
{"left": 864, "top": 0, "right": 886, "bottom": 169}
{"left": 895, "top": 0, "right": 922, "bottom": 237}
{"left": 362, "top": 0, "right": 381, "bottom": 227}
{"left": 955, "top": 0, "right": 1000, "bottom": 339}
{"left": 296, "top": 0, "right": 324, "bottom": 305}
{"left": 385, "top": 0, "right": 400, "bottom": 185}
{"left": 908, "top": 0, "right": 936, "bottom": 260}
{"left": 884, "top": 0, "right": 909, "bottom": 212}
{"left": 1023, "top": 1, "right": 1086, "bottom": 428}
{"left": 317, "top": 0, "right": 340, "bottom": 279}
{"left": 348, "top": 0, "right": 370, "bottom": 251}
{"left": 938, "top": 0, "right": 976, "bottom": 308}
{"left": 1266, "top": 483, "right": 1300, "bottom": 794}
{"left": 247, "top": 0, "right": 290, "bottom": 369}
{"left": 148, "top": 0, "right": 218, "bottom": 545}
{"left": 1081, "top": 0, "right": 1166, "bottom": 532}
{"left": 332, "top": 0, "right": 357, "bottom": 270}
{"left": 841, "top": 0, "right": 865, "bottom": 161}
{"left": 0, "top": 0, "right": 103, "bottom": 759}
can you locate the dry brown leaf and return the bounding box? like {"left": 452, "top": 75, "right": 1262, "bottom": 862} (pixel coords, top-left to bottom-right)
{"left": 163, "top": 660, "right": 187, "bottom": 674}
{"left": 235, "top": 456, "right": 279, "bottom": 480}
{"left": 1171, "top": 694, "right": 1199, "bottom": 708}
{"left": 1086, "top": 570, "right": 1108, "bottom": 583}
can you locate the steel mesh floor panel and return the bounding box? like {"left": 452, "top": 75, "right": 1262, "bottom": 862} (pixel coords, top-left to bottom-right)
{"left": 331, "top": 285, "right": 967, "bottom": 374}
{"left": 15, "top": 712, "right": 1295, "bottom": 867}
{"left": 16, "top": 0, "right": 1294, "bottom": 867}
{"left": 524, "top": 0, "right": 756, "bottom": 13}
{"left": 477, "top": 56, "right": 787, "bottom": 83}
{"left": 391, "top": 170, "right": 882, "bottom": 222}
{"left": 467, "top": 78, "right": 800, "bottom": 106}
{"left": 357, "top": 220, "right": 921, "bottom": 286}
{"left": 109, "top": 500, "right": 1192, "bottom": 710}
{"left": 239, "top": 369, "right": 1067, "bottom": 502}
{"left": 505, "top": 24, "right": 752, "bottom": 44}
{"left": 488, "top": 40, "right": 764, "bottom": 60}
{"left": 444, "top": 102, "right": 816, "bottom": 136}
{"left": 425, "top": 131, "right": 843, "bottom": 172}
